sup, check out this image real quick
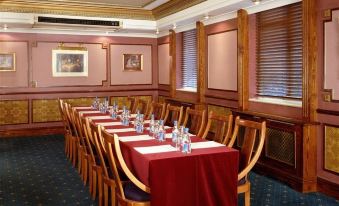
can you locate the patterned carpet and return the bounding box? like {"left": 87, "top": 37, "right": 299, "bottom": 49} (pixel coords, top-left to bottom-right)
{"left": 0, "top": 135, "right": 338, "bottom": 206}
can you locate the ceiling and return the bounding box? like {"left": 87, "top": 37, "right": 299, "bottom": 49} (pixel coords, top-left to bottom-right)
{"left": 13, "top": 0, "right": 169, "bottom": 9}
{"left": 0, "top": 0, "right": 301, "bottom": 38}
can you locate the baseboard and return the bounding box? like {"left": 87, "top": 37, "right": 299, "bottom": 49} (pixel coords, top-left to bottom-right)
{"left": 0, "top": 126, "right": 65, "bottom": 138}
{"left": 317, "top": 177, "right": 339, "bottom": 200}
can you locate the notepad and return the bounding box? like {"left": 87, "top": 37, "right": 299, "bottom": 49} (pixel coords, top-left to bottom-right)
{"left": 78, "top": 110, "right": 99, "bottom": 114}
{"left": 190, "top": 141, "right": 225, "bottom": 149}
{"left": 105, "top": 128, "right": 135, "bottom": 133}
{"left": 73, "top": 106, "right": 92, "bottom": 110}
{"left": 96, "top": 122, "right": 122, "bottom": 126}
{"left": 119, "top": 135, "right": 154, "bottom": 142}
{"left": 134, "top": 145, "right": 177, "bottom": 154}
{"left": 88, "top": 116, "right": 112, "bottom": 120}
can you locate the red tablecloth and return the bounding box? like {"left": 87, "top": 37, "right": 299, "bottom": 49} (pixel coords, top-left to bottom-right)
{"left": 77, "top": 108, "right": 239, "bottom": 206}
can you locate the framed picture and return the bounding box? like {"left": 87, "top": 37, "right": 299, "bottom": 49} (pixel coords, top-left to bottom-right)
{"left": 0, "top": 53, "right": 16, "bottom": 72}
{"left": 123, "top": 54, "right": 143, "bottom": 71}
{"left": 52, "top": 49, "right": 88, "bottom": 77}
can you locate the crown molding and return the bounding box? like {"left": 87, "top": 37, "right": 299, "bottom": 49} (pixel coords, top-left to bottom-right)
{"left": 0, "top": 0, "right": 154, "bottom": 20}
{"left": 152, "top": 0, "right": 206, "bottom": 20}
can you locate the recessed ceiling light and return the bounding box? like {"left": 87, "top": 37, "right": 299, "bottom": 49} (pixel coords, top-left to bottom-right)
{"left": 156, "top": 28, "right": 159, "bottom": 34}
{"left": 172, "top": 23, "right": 176, "bottom": 30}
{"left": 4, "top": 24, "right": 8, "bottom": 30}
{"left": 252, "top": 0, "right": 261, "bottom": 5}
{"left": 204, "top": 14, "right": 210, "bottom": 20}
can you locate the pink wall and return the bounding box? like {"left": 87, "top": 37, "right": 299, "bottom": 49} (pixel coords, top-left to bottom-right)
{"left": 0, "top": 41, "right": 29, "bottom": 87}
{"left": 110, "top": 44, "right": 152, "bottom": 85}
{"left": 316, "top": 0, "right": 339, "bottom": 185}
{"left": 207, "top": 30, "right": 237, "bottom": 91}
{"left": 32, "top": 42, "right": 106, "bottom": 87}
{"left": 158, "top": 43, "right": 170, "bottom": 85}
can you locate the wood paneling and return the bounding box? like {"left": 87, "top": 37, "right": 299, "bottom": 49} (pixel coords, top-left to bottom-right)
{"left": 169, "top": 30, "right": 176, "bottom": 98}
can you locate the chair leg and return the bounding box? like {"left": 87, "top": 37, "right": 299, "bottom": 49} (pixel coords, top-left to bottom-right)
{"left": 98, "top": 169, "right": 103, "bottom": 206}
{"left": 245, "top": 185, "right": 250, "bottom": 206}
{"left": 83, "top": 155, "right": 88, "bottom": 185}
{"left": 77, "top": 146, "right": 82, "bottom": 174}
{"left": 72, "top": 139, "right": 77, "bottom": 167}
{"left": 110, "top": 185, "right": 116, "bottom": 206}
{"left": 104, "top": 183, "right": 108, "bottom": 206}
{"left": 64, "top": 134, "right": 69, "bottom": 157}
{"left": 88, "top": 162, "right": 93, "bottom": 196}
{"left": 92, "top": 169, "right": 97, "bottom": 200}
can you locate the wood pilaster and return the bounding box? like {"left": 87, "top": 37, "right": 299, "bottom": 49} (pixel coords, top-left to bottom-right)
{"left": 197, "top": 21, "right": 206, "bottom": 104}
{"left": 237, "top": 9, "right": 249, "bottom": 111}
{"left": 169, "top": 29, "right": 176, "bottom": 98}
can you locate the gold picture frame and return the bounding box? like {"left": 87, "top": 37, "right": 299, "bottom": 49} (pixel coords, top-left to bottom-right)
{"left": 52, "top": 49, "right": 88, "bottom": 77}
{"left": 123, "top": 54, "right": 143, "bottom": 71}
{"left": 0, "top": 52, "right": 16, "bottom": 72}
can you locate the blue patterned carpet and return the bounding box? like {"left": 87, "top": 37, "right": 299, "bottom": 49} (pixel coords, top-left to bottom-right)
{"left": 0, "top": 135, "right": 338, "bottom": 206}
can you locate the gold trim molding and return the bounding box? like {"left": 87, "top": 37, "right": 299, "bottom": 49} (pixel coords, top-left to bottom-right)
{"left": 0, "top": 0, "right": 154, "bottom": 20}
{"left": 0, "top": 0, "right": 206, "bottom": 20}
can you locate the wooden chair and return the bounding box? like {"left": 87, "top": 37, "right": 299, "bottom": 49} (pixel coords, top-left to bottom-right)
{"left": 127, "top": 96, "right": 137, "bottom": 113}
{"left": 73, "top": 109, "right": 90, "bottom": 185}
{"left": 88, "top": 120, "right": 105, "bottom": 205}
{"left": 57, "top": 99, "right": 71, "bottom": 158}
{"left": 201, "top": 111, "right": 233, "bottom": 144}
{"left": 163, "top": 104, "right": 184, "bottom": 126}
{"left": 181, "top": 107, "right": 206, "bottom": 136}
{"left": 64, "top": 102, "right": 79, "bottom": 166}
{"left": 134, "top": 98, "right": 150, "bottom": 115}
{"left": 102, "top": 132, "right": 150, "bottom": 206}
{"left": 228, "top": 117, "right": 266, "bottom": 206}
{"left": 81, "top": 117, "right": 102, "bottom": 202}
{"left": 146, "top": 101, "right": 166, "bottom": 120}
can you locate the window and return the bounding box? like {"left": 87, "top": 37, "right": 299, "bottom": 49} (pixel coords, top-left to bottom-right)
{"left": 256, "top": 3, "right": 302, "bottom": 99}
{"left": 181, "top": 29, "right": 197, "bottom": 90}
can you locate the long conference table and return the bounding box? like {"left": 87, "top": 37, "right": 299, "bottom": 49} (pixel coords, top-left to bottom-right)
{"left": 77, "top": 107, "right": 239, "bottom": 206}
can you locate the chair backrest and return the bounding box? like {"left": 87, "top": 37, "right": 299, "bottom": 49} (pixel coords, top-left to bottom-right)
{"left": 113, "top": 134, "right": 150, "bottom": 194}
{"left": 182, "top": 107, "right": 206, "bottom": 136}
{"left": 81, "top": 116, "right": 97, "bottom": 164}
{"left": 127, "top": 96, "right": 137, "bottom": 113}
{"left": 201, "top": 111, "right": 233, "bottom": 144}
{"left": 58, "top": 99, "right": 72, "bottom": 133}
{"left": 135, "top": 98, "right": 150, "bottom": 115}
{"left": 64, "top": 103, "right": 78, "bottom": 137}
{"left": 228, "top": 117, "right": 266, "bottom": 181}
{"left": 146, "top": 101, "right": 166, "bottom": 120}
{"left": 163, "top": 104, "right": 184, "bottom": 126}
{"left": 102, "top": 132, "right": 150, "bottom": 201}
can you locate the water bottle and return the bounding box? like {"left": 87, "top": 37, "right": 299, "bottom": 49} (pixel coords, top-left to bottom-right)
{"left": 111, "top": 106, "right": 117, "bottom": 119}
{"left": 181, "top": 128, "right": 191, "bottom": 154}
{"left": 136, "top": 114, "right": 144, "bottom": 133}
{"left": 157, "top": 120, "right": 165, "bottom": 142}
{"left": 148, "top": 114, "right": 155, "bottom": 137}
{"left": 172, "top": 121, "right": 179, "bottom": 147}
{"left": 153, "top": 120, "right": 160, "bottom": 140}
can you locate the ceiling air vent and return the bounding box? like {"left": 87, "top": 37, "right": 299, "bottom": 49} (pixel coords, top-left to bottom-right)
{"left": 37, "top": 16, "right": 120, "bottom": 27}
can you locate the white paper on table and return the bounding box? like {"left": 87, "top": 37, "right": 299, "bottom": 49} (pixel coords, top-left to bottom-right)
{"left": 96, "top": 122, "right": 122, "bottom": 126}
{"left": 134, "top": 145, "right": 177, "bottom": 154}
{"left": 190, "top": 141, "right": 225, "bottom": 149}
{"left": 78, "top": 110, "right": 99, "bottom": 114}
{"left": 130, "top": 114, "right": 137, "bottom": 118}
{"left": 73, "top": 106, "right": 92, "bottom": 110}
{"left": 119, "top": 135, "right": 154, "bottom": 142}
{"left": 105, "top": 128, "right": 135, "bottom": 133}
{"left": 88, "top": 116, "right": 112, "bottom": 120}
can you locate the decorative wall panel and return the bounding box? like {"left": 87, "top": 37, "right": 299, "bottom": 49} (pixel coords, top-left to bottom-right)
{"left": 158, "top": 96, "right": 166, "bottom": 103}
{"left": 110, "top": 44, "right": 152, "bottom": 85}
{"left": 207, "top": 30, "right": 237, "bottom": 91}
{"left": 158, "top": 44, "right": 170, "bottom": 84}
{"left": 0, "top": 100, "right": 28, "bottom": 125}
{"left": 32, "top": 99, "right": 60, "bottom": 123}
{"left": 324, "top": 125, "right": 339, "bottom": 174}
{"left": 324, "top": 10, "right": 339, "bottom": 101}
{"left": 110, "top": 95, "right": 152, "bottom": 108}
{"left": 65, "top": 97, "right": 104, "bottom": 107}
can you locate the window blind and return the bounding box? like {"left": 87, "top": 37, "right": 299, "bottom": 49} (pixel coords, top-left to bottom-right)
{"left": 256, "top": 2, "right": 302, "bottom": 99}
{"left": 182, "top": 29, "right": 197, "bottom": 89}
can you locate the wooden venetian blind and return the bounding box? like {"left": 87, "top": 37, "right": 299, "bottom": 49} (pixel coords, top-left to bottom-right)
{"left": 182, "top": 29, "right": 197, "bottom": 89}
{"left": 256, "top": 2, "right": 302, "bottom": 99}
